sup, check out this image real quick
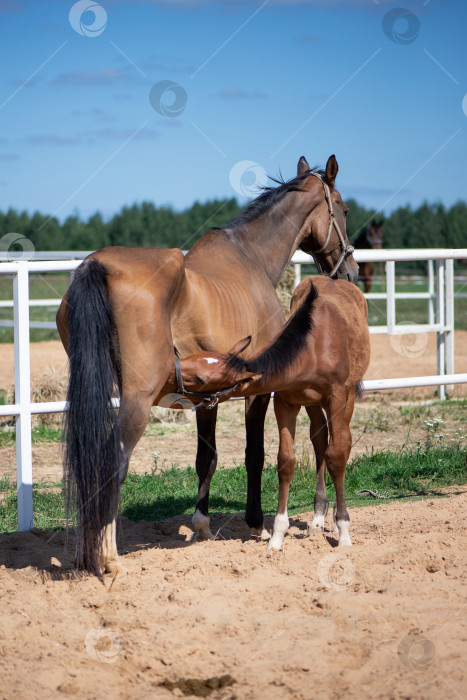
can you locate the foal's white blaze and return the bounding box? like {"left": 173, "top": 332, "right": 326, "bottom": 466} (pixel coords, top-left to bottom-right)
{"left": 310, "top": 513, "right": 326, "bottom": 531}
{"left": 336, "top": 519, "right": 352, "bottom": 547}
{"left": 204, "top": 357, "right": 219, "bottom": 364}
{"left": 268, "top": 511, "right": 289, "bottom": 550}
{"left": 192, "top": 508, "right": 214, "bottom": 540}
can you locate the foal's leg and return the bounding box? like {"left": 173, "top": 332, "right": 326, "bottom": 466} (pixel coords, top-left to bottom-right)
{"left": 244, "top": 394, "right": 271, "bottom": 540}
{"left": 324, "top": 388, "right": 354, "bottom": 547}
{"left": 192, "top": 405, "right": 218, "bottom": 540}
{"left": 269, "top": 394, "right": 300, "bottom": 550}
{"left": 305, "top": 405, "right": 329, "bottom": 531}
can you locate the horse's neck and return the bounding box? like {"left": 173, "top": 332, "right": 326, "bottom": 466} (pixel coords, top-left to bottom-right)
{"left": 227, "top": 192, "right": 316, "bottom": 287}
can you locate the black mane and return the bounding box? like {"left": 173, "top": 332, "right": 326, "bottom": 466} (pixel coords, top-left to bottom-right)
{"left": 227, "top": 282, "right": 319, "bottom": 380}
{"left": 227, "top": 167, "right": 325, "bottom": 228}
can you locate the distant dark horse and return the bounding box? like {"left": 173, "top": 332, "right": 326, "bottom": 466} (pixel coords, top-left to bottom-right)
{"left": 353, "top": 220, "right": 383, "bottom": 293}
{"left": 56, "top": 154, "right": 358, "bottom": 576}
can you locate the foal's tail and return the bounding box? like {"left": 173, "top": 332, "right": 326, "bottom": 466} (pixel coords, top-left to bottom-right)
{"left": 64, "top": 258, "right": 121, "bottom": 576}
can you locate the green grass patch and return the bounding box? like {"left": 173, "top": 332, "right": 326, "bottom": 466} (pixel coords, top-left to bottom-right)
{"left": 0, "top": 425, "right": 62, "bottom": 447}
{"left": 1, "top": 445, "right": 466, "bottom": 533}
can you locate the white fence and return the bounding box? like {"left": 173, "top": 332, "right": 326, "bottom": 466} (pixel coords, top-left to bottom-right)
{"left": 1, "top": 249, "right": 467, "bottom": 531}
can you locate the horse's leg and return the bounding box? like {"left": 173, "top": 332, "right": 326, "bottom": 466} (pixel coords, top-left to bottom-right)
{"left": 305, "top": 405, "right": 329, "bottom": 531}
{"left": 324, "top": 387, "right": 354, "bottom": 547}
{"left": 100, "top": 390, "right": 158, "bottom": 572}
{"left": 364, "top": 262, "right": 374, "bottom": 294}
{"left": 269, "top": 394, "right": 300, "bottom": 550}
{"left": 244, "top": 394, "right": 271, "bottom": 540}
{"left": 100, "top": 388, "right": 164, "bottom": 574}
{"left": 192, "top": 405, "right": 219, "bottom": 540}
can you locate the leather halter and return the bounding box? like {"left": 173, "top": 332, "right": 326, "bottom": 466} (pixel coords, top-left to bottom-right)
{"left": 174, "top": 355, "right": 240, "bottom": 410}
{"left": 308, "top": 174, "right": 354, "bottom": 278}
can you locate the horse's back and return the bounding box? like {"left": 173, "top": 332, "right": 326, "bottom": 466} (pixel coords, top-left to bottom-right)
{"left": 291, "top": 277, "right": 370, "bottom": 385}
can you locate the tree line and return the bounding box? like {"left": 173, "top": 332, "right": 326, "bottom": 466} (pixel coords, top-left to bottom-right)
{"left": 1, "top": 196, "right": 466, "bottom": 259}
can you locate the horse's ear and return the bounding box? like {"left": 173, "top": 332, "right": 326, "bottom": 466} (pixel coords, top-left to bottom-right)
{"left": 324, "top": 155, "right": 338, "bottom": 189}
{"left": 228, "top": 335, "right": 252, "bottom": 355}
{"left": 297, "top": 156, "right": 310, "bottom": 176}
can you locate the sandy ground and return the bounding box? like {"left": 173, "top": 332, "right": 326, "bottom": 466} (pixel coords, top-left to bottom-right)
{"left": 1, "top": 492, "right": 466, "bottom": 699}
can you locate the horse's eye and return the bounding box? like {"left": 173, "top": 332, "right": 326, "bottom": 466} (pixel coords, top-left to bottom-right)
{"left": 195, "top": 375, "right": 206, "bottom": 386}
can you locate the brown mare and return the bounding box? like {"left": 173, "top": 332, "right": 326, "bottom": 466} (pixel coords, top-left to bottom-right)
{"left": 353, "top": 220, "right": 384, "bottom": 292}
{"left": 56, "top": 154, "right": 358, "bottom": 576}
{"left": 170, "top": 276, "right": 370, "bottom": 549}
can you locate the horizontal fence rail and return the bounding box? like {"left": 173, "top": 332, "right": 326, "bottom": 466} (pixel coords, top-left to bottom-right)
{"left": 1, "top": 249, "right": 466, "bottom": 531}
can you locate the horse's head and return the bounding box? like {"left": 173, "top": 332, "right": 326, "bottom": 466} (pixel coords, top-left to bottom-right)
{"left": 297, "top": 155, "right": 359, "bottom": 284}
{"left": 367, "top": 220, "right": 384, "bottom": 249}
{"left": 174, "top": 338, "right": 261, "bottom": 402}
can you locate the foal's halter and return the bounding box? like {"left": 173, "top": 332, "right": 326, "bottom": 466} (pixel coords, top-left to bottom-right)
{"left": 307, "top": 174, "right": 354, "bottom": 278}
{"left": 174, "top": 355, "right": 240, "bottom": 410}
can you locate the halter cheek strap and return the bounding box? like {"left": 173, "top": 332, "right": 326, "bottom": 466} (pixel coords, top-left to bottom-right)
{"left": 308, "top": 174, "right": 354, "bottom": 279}
{"left": 174, "top": 355, "right": 240, "bottom": 410}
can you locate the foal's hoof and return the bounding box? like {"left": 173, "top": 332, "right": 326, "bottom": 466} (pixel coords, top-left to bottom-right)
{"left": 251, "top": 527, "right": 270, "bottom": 541}
{"left": 104, "top": 559, "right": 128, "bottom": 577}
{"left": 267, "top": 536, "right": 283, "bottom": 551}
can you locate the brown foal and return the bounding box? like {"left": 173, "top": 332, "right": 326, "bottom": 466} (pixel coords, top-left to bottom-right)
{"left": 169, "top": 276, "right": 370, "bottom": 549}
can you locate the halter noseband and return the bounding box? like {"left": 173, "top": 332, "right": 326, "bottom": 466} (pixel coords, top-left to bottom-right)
{"left": 174, "top": 355, "right": 240, "bottom": 410}
{"left": 309, "top": 174, "right": 354, "bottom": 278}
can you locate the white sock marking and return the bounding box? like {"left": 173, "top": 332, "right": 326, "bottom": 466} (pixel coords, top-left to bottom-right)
{"left": 337, "top": 519, "right": 352, "bottom": 547}
{"left": 268, "top": 511, "right": 289, "bottom": 550}
{"left": 311, "top": 513, "right": 325, "bottom": 531}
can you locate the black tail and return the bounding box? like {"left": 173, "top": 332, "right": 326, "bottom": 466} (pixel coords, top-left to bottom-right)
{"left": 64, "top": 258, "right": 121, "bottom": 576}
{"left": 227, "top": 281, "right": 319, "bottom": 380}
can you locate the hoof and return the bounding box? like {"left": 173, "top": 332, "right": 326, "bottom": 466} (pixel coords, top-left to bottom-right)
{"left": 192, "top": 509, "right": 214, "bottom": 540}
{"left": 336, "top": 520, "right": 352, "bottom": 547}
{"left": 267, "top": 536, "right": 283, "bottom": 551}
{"left": 310, "top": 514, "right": 326, "bottom": 531}
{"left": 104, "top": 559, "right": 128, "bottom": 577}
{"left": 251, "top": 527, "right": 270, "bottom": 541}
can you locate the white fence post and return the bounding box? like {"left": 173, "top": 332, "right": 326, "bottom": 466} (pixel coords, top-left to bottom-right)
{"left": 13, "top": 262, "right": 34, "bottom": 531}
{"left": 436, "top": 260, "right": 446, "bottom": 400}
{"left": 445, "top": 258, "right": 455, "bottom": 392}
{"left": 294, "top": 263, "right": 301, "bottom": 289}
{"left": 386, "top": 260, "right": 396, "bottom": 332}
{"left": 427, "top": 259, "right": 435, "bottom": 325}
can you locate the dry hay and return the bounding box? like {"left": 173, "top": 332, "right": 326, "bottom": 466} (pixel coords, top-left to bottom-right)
{"left": 149, "top": 405, "right": 193, "bottom": 425}
{"left": 277, "top": 264, "right": 296, "bottom": 316}
{"left": 6, "top": 366, "right": 68, "bottom": 427}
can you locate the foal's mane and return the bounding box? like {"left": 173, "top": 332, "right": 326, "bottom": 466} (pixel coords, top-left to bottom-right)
{"left": 227, "top": 167, "right": 325, "bottom": 228}
{"left": 227, "top": 282, "right": 319, "bottom": 380}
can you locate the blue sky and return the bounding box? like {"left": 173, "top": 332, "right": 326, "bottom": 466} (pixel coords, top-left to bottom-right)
{"left": 0, "top": 0, "right": 466, "bottom": 224}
